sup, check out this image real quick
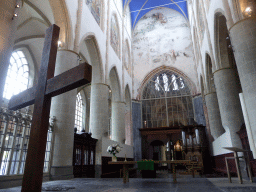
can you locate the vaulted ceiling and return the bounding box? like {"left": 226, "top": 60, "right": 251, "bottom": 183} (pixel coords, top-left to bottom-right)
{"left": 123, "top": 0, "right": 188, "bottom": 28}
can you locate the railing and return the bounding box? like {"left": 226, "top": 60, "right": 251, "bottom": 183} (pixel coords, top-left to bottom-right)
{"left": 0, "top": 108, "right": 55, "bottom": 176}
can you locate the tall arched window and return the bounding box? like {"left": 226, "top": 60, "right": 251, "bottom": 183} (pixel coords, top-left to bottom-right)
{"left": 3, "top": 51, "right": 29, "bottom": 100}
{"left": 75, "top": 92, "right": 83, "bottom": 131}
{"left": 142, "top": 70, "right": 194, "bottom": 128}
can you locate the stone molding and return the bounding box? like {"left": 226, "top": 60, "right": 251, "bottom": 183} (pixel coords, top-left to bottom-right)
{"left": 57, "top": 49, "right": 80, "bottom": 57}
{"left": 229, "top": 16, "right": 256, "bottom": 32}
{"left": 213, "top": 67, "right": 231, "bottom": 75}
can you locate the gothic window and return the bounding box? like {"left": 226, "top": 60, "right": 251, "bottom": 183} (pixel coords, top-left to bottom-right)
{"left": 3, "top": 51, "right": 29, "bottom": 100}
{"left": 110, "top": 14, "right": 120, "bottom": 58}
{"left": 75, "top": 92, "right": 83, "bottom": 132}
{"left": 142, "top": 70, "right": 194, "bottom": 128}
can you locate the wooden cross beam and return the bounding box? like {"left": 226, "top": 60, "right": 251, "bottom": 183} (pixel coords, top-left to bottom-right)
{"left": 8, "top": 24, "right": 92, "bottom": 192}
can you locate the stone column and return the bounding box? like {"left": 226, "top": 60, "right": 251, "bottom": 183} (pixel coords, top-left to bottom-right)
{"left": 230, "top": 18, "right": 256, "bottom": 150}
{"left": 205, "top": 92, "right": 225, "bottom": 139}
{"left": 50, "top": 50, "right": 79, "bottom": 180}
{"left": 214, "top": 68, "right": 244, "bottom": 148}
{"left": 0, "top": 0, "right": 18, "bottom": 107}
{"left": 89, "top": 83, "right": 109, "bottom": 139}
{"left": 89, "top": 83, "right": 109, "bottom": 178}
{"left": 111, "top": 101, "right": 125, "bottom": 143}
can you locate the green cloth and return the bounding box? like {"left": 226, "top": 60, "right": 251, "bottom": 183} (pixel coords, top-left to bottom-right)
{"left": 137, "top": 161, "right": 154, "bottom": 171}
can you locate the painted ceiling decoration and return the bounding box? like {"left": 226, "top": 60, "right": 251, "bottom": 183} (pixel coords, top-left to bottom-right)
{"left": 123, "top": 0, "right": 188, "bottom": 28}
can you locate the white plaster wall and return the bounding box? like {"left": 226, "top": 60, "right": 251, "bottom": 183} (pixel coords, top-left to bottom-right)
{"left": 79, "top": 2, "right": 106, "bottom": 65}
{"left": 212, "top": 131, "right": 232, "bottom": 156}
{"left": 101, "top": 137, "right": 134, "bottom": 158}
{"left": 65, "top": 0, "right": 78, "bottom": 50}
{"left": 132, "top": 8, "right": 198, "bottom": 98}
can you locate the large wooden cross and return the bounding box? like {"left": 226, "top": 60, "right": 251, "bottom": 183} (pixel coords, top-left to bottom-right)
{"left": 8, "top": 25, "right": 92, "bottom": 191}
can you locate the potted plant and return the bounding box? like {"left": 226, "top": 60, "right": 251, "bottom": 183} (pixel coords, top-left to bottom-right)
{"left": 107, "top": 144, "right": 121, "bottom": 162}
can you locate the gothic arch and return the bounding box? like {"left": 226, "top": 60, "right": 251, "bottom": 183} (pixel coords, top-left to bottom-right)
{"left": 140, "top": 68, "right": 195, "bottom": 127}
{"left": 49, "top": 0, "right": 72, "bottom": 48}
{"left": 200, "top": 75, "right": 205, "bottom": 97}
{"left": 138, "top": 66, "right": 197, "bottom": 100}
{"left": 79, "top": 33, "right": 104, "bottom": 84}
{"left": 109, "top": 66, "right": 121, "bottom": 102}
{"left": 214, "top": 12, "right": 229, "bottom": 70}
{"left": 205, "top": 53, "right": 215, "bottom": 94}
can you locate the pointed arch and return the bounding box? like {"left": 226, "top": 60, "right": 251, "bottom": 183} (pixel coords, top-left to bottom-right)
{"left": 109, "top": 66, "right": 121, "bottom": 101}
{"left": 140, "top": 68, "right": 195, "bottom": 127}
{"left": 79, "top": 33, "right": 104, "bottom": 84}
{"left": 205, "top": 53, "right": 215, "bottom": 94}
{"left": 138, "top": 66, "right": 197, "bottom": 100}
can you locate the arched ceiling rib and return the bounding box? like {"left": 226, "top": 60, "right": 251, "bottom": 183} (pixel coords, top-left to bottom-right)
{"left": 123, "top": 0, "right": 188, "bottom": 28}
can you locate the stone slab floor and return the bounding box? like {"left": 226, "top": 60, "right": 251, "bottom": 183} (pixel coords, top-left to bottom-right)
{"left": 1, "top": 174, "right": 256, "bottom": 192}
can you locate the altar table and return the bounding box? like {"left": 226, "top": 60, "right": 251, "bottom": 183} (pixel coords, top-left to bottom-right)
{"left": 108, "top": 160, "right": 191, "bottom": 183}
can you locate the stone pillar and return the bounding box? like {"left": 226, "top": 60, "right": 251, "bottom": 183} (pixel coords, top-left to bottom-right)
{"left": 0, "top": 0, "right": 18, "bottom": 107}
{"left": 89, "top": 84, "right": 109, "bottom": 178}
{"left": 214, "top": 68, "right": 244, "bottom": 148}
{"left": 230, "top": 18, "right": 256, "bottom": 150}
{"left": 111, "top": 101, "right": 125, "bottom": 143}
{"left": 205, "top": 92, "right": 225, "bottom": 139}
{"left": 89, "top": 83, "right": 109, "bottom": 139}
{"left": 50, "top": 50, "right": 79, "bottom": 180}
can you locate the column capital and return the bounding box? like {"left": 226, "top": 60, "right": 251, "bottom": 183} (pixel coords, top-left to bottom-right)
{"left": 57, "top": 49, "right": 80, "bottom": 57}
{"left": 112, "top": 101, "right": 126, "bottom": 104}
{"left": 204, "top": 92, "right": 217, "bottom": 97}
{"left": 229, "top": 16, "right": 256, "bottom": 32}
{"left": 213, "top": 67, "right": 232, "bottom": 75}
{"left": 90, "top": 83, "right": 109, "bottom": 87}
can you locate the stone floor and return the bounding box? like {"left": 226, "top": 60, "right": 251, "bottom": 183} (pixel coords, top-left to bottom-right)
{"left": 1, "top": 172, "right": 256, "bottom": 192}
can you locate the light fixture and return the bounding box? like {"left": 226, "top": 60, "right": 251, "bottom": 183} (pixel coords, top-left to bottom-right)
{"left": 174, "top": 140, "right": 182, "bottom": 151}
{"left": 245, "top": 7, "right": 252, "bottom": 13}
{"left": 15, "top": 4, "right": 20, "bottom": 8}
{"left": 12, "top": 13, "right": 18, "bottom": 20}
{"left": 57, "top": 40, "right": 62, "bottom": 47}
{"left": 244, "top": 6, "right": 253, "bottom": 17}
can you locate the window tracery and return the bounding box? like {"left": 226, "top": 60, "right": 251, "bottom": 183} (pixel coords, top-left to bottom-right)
{"left": 3, "top": 51, "right": 29, "bottom": 100}
{"left": 75, "top": 92, "right": 84, "bottom": 131}
{"left": 142, "top": 70, "right": 194, "bottom": 128}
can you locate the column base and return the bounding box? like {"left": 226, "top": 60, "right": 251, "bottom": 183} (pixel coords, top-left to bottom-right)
{"left": 50, "top": 166, "right": 74, "bottom": 180}
{"left": 95, "top": 165, "right": 102, "bottom": 178}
